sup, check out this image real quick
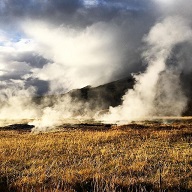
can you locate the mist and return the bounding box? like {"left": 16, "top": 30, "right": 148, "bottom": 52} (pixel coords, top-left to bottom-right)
{"left": 0, "top": 81, "right": 38, "bottom": 120}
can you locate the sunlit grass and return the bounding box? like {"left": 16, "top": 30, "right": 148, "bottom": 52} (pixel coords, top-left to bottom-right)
{"left": 0, "top": 121, "right": 191, "bottom": 191}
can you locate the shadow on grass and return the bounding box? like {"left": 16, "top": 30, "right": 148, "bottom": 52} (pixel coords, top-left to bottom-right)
{"left": 61, "top": 123, "right": 112, "bottom": 132}
{"left": 0, "top": 124, "right": 34, "bottom": 132}
{"left": 0, "top": 177, "right": 17, "bottom": 192}
{"left": 74, "top": 179, "right": 154, "bottom": 192}
{"left": 1, "top": 176, "right": 191, "bottom": 192}
{"left": 73, "top": 178, "right": 191, "bottom": 192}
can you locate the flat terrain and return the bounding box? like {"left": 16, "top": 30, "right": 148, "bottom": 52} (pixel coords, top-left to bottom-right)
{"left": 0, "top": 120, "right": 191, "bottom": 192}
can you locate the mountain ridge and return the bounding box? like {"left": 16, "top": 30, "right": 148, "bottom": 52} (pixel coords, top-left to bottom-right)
{"left": 34, "top": 74, "right": 192, "bottom": 116}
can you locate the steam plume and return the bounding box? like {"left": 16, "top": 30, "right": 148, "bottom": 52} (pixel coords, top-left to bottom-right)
{"left": 0, "top": 81, "right": 38, "bottom": 120}
{"left": 30, "top": 95, "right": 92, "bottom": 132}
{"left": 98, "top": 16, "right": 192, "bottom": 123}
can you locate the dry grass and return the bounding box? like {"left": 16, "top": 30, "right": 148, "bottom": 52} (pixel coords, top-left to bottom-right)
{"left": 0, "top": 121, "right": 191, "bottom": 192}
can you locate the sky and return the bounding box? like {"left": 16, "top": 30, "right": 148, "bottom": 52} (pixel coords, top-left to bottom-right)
{"left": 0, "top": 0, "right": 192, "bottom": 95}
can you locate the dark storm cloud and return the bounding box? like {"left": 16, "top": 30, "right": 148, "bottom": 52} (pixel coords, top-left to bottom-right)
{"left": 0, "top": 0, "right": 81, "bottom": 27}
{"left": 0, "top": 0, "right": 157, "bottom": 43}
{"left": 25, "top": 78, "right": 49, "bottom": 95}
{"left": 0, "top": 0, "right": 82, "bottom": 16}
{"left": 15, "top": 52, "right": 51, "bottom": 68}
{"left": 0, "top": 0, "right": 155, "bottom": 27}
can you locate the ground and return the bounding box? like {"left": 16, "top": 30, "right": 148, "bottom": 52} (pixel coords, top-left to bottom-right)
{"left": 0, "top": 119, "right": 191, "bottom": 192}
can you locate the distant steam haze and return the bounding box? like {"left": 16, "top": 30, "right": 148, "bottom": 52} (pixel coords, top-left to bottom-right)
{"left": 30, "top": 95, "right": 93, "bottom": 132}
{"left": 0, "top": 81, "right": 38, "bottom": 120}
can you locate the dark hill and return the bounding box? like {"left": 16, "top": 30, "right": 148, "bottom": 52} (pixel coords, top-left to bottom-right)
{"left": 68, "top": 76, "right": 135, "bottom": 110}
{"left": 34, "top": 74, "right": 192, "bottom": 116}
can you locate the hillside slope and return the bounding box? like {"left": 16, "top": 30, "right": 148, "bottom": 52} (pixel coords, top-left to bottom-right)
{"left": 69, "top": 76, "right": 135, "bottom": 110}
{"left": 34, "top": 74, "right": 192, "bottom": 116}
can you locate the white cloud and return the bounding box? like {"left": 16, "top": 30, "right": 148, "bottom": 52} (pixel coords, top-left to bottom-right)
{"left": 83, "top": 0, "right": 99, "bottom": 8}
{"left": 0, "top": 32, "right": 7, "bottom": 43}
{"left": 23, "top": 21, "right": 125, "bottom": 92}
{"left": 0, "top": 37, "right": 35, "bottom": 79}
{"left": 154, "top": 0, "right": 175, "bottom": 5}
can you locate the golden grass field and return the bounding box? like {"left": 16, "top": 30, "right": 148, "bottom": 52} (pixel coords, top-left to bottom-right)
{"left": 0, "top": 120, "right": 191, "bottom": 192}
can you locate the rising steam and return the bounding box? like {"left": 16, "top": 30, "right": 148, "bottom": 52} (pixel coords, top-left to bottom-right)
{"left": 98, "top": 16, "right": 192, "bottom": 124}
{"left": 0, "top": 81, "right": 38, "bottom": 121}
{"left": 30, "top": 95, "right": 92, "bottom": 132}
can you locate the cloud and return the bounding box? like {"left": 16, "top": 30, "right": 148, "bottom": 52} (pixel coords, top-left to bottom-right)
{"left": 0, "top": 0, "right": 153, "bottom": 28}
{"left": 0, "top": 37, "right": 34, "bottom": 78}
{"left": 23, "top": 21, "right": 123, "bottom": 91}
{"left": 0, "top": 35, "right": 50, "bottom": 94}
{"left": 22, "top": 17, "right": 154, "bottom": 93}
